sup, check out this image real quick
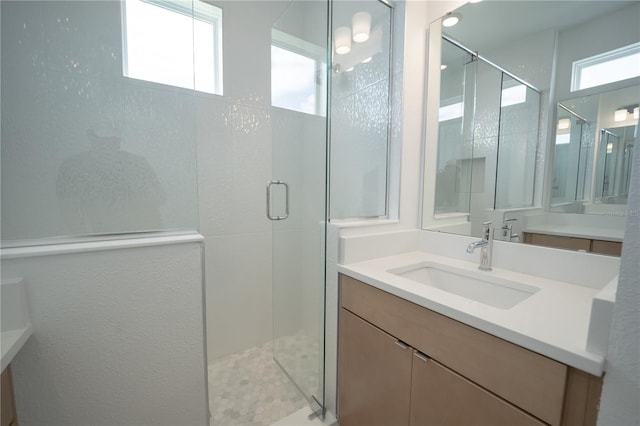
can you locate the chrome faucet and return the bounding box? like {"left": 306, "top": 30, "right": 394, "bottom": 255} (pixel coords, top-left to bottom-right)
{"left": 497, "top": 218, "right": 518, "bottom": 242}
{"left": 466, "top": 221, "right": 493, "bottom": 271}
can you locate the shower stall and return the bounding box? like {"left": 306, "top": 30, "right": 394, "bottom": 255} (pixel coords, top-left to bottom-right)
{"left": 1, "top": 0, "right": 394, "bottom": 424}
{"left": 434, "top": 36, "right": 540, "bottom": 235}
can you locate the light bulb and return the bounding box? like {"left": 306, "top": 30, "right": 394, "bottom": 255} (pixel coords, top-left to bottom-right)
{"left": 335, "top": 26, "right": 351, "bottom": 55}
{"left": 352, "top": 12, "right": 371, "bottom": 43}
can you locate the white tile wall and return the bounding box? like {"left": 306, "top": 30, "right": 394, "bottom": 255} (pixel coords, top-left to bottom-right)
{"left": 204, "top": 233, "right": 273, "bottom": 361}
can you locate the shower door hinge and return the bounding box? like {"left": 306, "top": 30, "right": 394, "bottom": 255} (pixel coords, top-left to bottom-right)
{"left": 308, "top": 395, "right": 325, "bottom": 421}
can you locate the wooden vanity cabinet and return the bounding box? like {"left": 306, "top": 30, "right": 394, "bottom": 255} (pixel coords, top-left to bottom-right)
{"left": 522, "top": 232, "right": 622, "bottom": 256}
{"left": 339, "top": 309, "right": 412, "bottom": 426}
{"left": 338, "top": 274, "right": 603, "bottom": 426}
{"left": 1, "top": 366, "right": 18, "bottom": 426}
{"left": 410, "top": 353, "right": 544, "bottom": 426}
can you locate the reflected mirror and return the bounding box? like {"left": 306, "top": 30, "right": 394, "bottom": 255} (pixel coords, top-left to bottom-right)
{"left": 422, "top": 0, "right": 639, "bottom": 255}
{"left": 551, "top": 85, "right": 639, "bottom": 214}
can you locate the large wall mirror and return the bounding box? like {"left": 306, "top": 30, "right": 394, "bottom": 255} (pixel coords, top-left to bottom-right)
{"left": 422, "top": 0, "right": 639, "bottom": 255}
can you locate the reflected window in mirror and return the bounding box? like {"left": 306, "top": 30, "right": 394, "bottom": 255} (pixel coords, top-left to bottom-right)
{"left": 571, "top": 42, "right": 640, "bottom": 92}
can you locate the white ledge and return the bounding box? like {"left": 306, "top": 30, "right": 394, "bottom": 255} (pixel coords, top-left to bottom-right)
{"left": 1, "top": 232, "right": 204, "bottom": 260}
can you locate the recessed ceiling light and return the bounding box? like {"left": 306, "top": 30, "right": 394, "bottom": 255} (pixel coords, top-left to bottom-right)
{"left": 440, "top": 64, "right": 448, "bottom": 71}
{"left": 557, "top": 118, "right": 570, "bottom": 130}
{"left": 442, "top": 12, "right": 462, "bottom": 28}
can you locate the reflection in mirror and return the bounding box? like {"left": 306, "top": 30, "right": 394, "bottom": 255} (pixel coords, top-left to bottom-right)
{"left": 434, "top": 39, "right": 475, "bottom": 217}
{"left": 551, "top": 104, "right": 593, "bottom": 208}
{"left": 596, "top": 126, "right": 636, "bottom": 203}
{"left": 496, "top": 76, "right": 540, "bottom": 210}
{"left": 422, "top": 0, "right": 639, "bottom": 254}
{"left": 433, "top": 34, "right": 542, "bottom": 237}
{"left": 550, "top": 85, "right": 639, "bottom": 215}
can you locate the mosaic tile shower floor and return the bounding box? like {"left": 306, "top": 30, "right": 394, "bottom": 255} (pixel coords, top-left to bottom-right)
{"left": 208, "top": 340, "right": 307, "bottom": 426}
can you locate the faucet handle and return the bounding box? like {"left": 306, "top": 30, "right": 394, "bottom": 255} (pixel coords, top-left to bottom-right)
{"left": 481, "top": 221, "right": 492, "bottom": 239}
{"left": 502, "top": 218, "right": 517, "bottom": 229}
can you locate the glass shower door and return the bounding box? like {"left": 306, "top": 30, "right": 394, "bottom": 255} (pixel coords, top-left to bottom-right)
{"left": 268, "top": 0, "right": 329, "bottom": 418}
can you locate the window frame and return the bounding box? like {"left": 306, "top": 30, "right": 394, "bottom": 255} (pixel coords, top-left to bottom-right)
{"left": 121, "top": 0, "right": 223, "bottom": 95}
{"left": 571, "top": 42, "right": 640, "bottom": 92}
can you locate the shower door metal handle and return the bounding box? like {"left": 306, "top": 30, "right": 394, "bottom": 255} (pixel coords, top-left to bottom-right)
{"left": 266, "top": 180, "right": 289, "bottom": 220}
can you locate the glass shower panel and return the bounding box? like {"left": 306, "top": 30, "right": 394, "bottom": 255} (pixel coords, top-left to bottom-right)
{"left": 329, "top": 0, "right": 392, "bottom": 219}
{"left": 495, "top": 75, "right": 540, "bottom": 209}
{"left": 1, "top": 0, "right": 199, "bottom": 245}
{"left": 468, "top": 59, "right": 502, "bottom": 236}
{"left": 596, "top": 126, "right": 635, "bottom": 202}
{"left": 434, "top": 39, "right": 476, "bottom": 215}
{"left": 575, "top": 121, "right": 594, "bottom": 202}
{"left": 270, "top": 0, "right": 328, "bottom": 416}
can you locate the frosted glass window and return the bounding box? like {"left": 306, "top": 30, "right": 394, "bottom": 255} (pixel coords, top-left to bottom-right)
{"left": 123, "top": 0, "right": 223, "bottom": 95}
{"left": 571, "top": 42, "right": 640, "bottom": 92}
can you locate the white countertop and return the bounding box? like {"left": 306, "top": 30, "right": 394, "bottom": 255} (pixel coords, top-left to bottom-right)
{"left": 338, "top": 251, "right": 609, "bottom": 376}
{"left": 1, "top": 278, "right": 33, "bottom": 372}
{"left": 523, "top": 224, "right": 624, "bottom": 242}
{"left": 1, "top": 325, "right": 33, "bottom": 372}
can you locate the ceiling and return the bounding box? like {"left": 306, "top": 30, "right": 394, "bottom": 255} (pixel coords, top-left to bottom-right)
{"left": 442, "top": 1, "right": 635, "bottom": 54}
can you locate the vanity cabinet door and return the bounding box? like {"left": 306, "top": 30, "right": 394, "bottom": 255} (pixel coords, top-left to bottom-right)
{"left": 409, "top": 353, "right": 545, "bottom": 426}
{"left": 338, "top": 308, "right": 413, "bottom": 426}
{"left": 1, "top": 366, "right": 17, "bottom": 426}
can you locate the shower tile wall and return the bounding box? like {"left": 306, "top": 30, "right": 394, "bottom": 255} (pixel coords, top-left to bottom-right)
{"left": 1, "top": 0, "right": 199, "bottom": 241}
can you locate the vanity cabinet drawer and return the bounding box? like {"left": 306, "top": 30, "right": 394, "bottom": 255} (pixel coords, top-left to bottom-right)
{"left": 340, "top": 274, "right": 567, "bottom": 425}
{"left": 410, "top": 354, "right": 545, "bottom": 426}
{"left": 523, "top": 233, "right": 591, "bottom": 252}
{"left": 590, "top": 240, "right": 622, "bottom": 256}
{"left": 1, "top": 366, "right": 18, "bottom": 426}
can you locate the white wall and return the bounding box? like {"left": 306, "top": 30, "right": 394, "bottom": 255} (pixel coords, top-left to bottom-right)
{"left": 2, "top": 239, "right": 208, "bottom": 426}
{"left": 598, "top": 131, "right": 640, "bottom": 425}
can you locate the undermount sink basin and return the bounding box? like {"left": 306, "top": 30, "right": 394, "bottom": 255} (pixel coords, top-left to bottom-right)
{"left": 389, "top": 262, "right": 540, "bottom": 309}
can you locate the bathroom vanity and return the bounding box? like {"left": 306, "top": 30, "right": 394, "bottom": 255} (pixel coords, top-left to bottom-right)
{"left": 334, "top": 231, "right": 619, "bottom": 426}
{"left": 338, "top": 274, "right": 600, "bottom": 425}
